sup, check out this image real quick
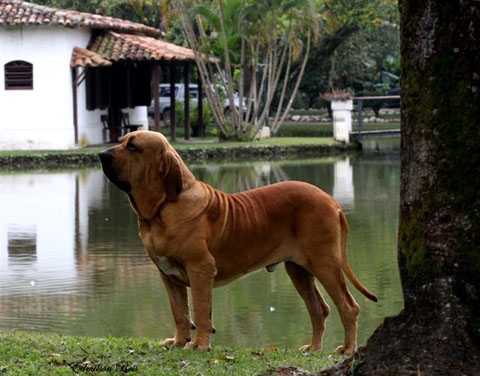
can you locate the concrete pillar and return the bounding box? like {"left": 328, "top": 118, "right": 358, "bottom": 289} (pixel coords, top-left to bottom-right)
{"left": 331, "top": 99, "right": 353, "bottom": 143}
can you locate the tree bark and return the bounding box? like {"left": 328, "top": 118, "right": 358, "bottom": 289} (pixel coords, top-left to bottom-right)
{"left": 320, "top": 1, "right": 480, "bottom": 375}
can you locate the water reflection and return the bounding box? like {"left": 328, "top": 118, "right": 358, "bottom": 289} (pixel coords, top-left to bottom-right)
{"left": 193, "top": 158, "right": 354, "bottom": 208}
{"left": 0, "top": 157, "right": 402, "bottom": 350}
{"left": 8, "top": 225, "right": 37, "bottom": 263}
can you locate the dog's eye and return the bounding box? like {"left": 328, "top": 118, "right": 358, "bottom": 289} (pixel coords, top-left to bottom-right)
{"left": 127, "top": 142, "right": 139, "bottom": 152}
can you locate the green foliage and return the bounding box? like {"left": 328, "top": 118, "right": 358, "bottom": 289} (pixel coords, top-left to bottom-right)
{"left": 332, "top": 25, "right": 400, "bottom": 95}
{"left": 174, "top": 0, "right": 320, "bottom": 139}
{"left": 298, "top": 0, "right": 400, "bottom": 108}
{"left": 30, "top": 0, "right": 161, "bottom": 27}
{"left": 174, "top": 102, "right": 215, "bottom": 132}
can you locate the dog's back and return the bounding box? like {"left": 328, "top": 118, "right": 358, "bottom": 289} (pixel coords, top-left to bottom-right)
{"left": 203, "top": 180, "right": 342, "bottom": 281}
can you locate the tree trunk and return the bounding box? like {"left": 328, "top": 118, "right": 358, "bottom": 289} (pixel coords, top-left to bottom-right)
{"left": 320, "top": 1, "right": 480, "bottom": 375}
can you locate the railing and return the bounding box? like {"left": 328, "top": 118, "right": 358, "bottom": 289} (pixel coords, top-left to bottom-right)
{"left": 352, "top": 95, "right": 401, "bottom": 139}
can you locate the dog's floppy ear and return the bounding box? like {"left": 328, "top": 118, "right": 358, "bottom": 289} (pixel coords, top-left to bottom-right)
{"left": 164, "top": 151, "right": 183, "bottom": 202}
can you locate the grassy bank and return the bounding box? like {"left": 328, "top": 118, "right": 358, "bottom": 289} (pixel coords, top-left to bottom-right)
{"left": 0, "top": 137, "right": 358, "bottom": 169}
{"left": 0, "top": 331, "right": 339, "bottom": 376}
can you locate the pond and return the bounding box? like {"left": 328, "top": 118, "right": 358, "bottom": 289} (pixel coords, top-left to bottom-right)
{"left": 0, "top": 156, "right": 402, "bottom": 352}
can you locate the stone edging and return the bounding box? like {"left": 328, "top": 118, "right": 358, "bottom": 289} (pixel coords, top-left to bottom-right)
{"left": 0, "top": 143, "right": 359, "bottom": 170}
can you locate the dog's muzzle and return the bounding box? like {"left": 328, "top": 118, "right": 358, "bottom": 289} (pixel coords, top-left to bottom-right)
{"left": 98, "top": 149, "right": 131, "bottom": 192}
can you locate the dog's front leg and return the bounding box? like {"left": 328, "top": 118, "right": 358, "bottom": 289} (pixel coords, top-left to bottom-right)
{"left": 184, "top": 257, "right": 216, "bottom": 351}
{"left": 160, "top": 273, "right": 191, "bottom": 348}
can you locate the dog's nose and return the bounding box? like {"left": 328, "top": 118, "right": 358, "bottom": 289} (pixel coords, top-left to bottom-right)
{"left": 98, "top": 149, "right": 114, "bottom": 164}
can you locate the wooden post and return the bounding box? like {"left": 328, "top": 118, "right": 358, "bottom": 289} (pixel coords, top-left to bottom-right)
{"left": 71, "top": 67, "right": 79, "bottom": 145}
{"left": 152, "top": 63, "right": 161, "bottom": 130}
{"left": 197, "top": 69, "right": 204, "bottom": 137}
{"left": 357, "top": 99, "right": 364, "bottom": 139}
{"left": 184, "top": 62, "right": 191, "bottom": 140}
{"left": 169, "top": 63, "right": 176, "bottom": 142}
{"left": 108, "top": 106, "right": 122, "bottom": 142}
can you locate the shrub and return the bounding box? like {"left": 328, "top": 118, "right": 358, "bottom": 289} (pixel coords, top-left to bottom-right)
{"left": 174, "top": 102, "right": 215, "bottom": 134}
{"left": 275, "top": 122, "right": 333, "bottom": 137}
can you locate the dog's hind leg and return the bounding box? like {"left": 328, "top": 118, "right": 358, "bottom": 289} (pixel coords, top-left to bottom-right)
{"left": 310, "top": 264, "right": 360, "bottom": 356}
{"left": 285, "top": 261, "right": 330, "bottom": 352}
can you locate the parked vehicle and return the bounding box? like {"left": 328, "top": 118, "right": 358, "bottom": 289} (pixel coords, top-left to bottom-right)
{"left": 148, "top": 83, "right": 244, "bottom": 124}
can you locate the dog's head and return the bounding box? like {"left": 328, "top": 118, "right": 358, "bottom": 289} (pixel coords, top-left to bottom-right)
{"left": 99, "top": 130, "right": 192, "bottom": 219}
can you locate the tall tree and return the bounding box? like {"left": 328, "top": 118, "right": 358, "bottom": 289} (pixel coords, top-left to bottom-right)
{"left": 322, "top": 1, "right": 480, "bottom": 374}
{"left": 299, "top": 0, "right": 399, "bottom": 108}
{"left": 31, "top": 0, "right": 161, "bottom": 27}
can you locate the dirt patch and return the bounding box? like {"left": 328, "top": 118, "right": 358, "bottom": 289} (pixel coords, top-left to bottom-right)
{"left": 259, "top": 366, "right": 313, "bottom": 376}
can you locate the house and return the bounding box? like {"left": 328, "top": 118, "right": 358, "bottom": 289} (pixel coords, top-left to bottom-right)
{"left": 0, "top": 0, "right": 198, "bottom": 149}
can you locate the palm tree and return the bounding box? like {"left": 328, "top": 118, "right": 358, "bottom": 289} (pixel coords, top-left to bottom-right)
{"left": 171, "top": 0, "right": 319, "bottom": 140}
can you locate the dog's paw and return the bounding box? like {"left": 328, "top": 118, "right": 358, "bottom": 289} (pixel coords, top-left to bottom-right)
{"left": 335, "top": 344, "right": 356, "bottom": 356}
{"left": 184, "top": 341, "right": 211, "bottom": 352}
{"left": 189, "top": 322, "right": 216, "bottom": 334}
{"left": 299, "top": 343, "right": 322, "bottom": 353}
{"left": 160, "top": 337, "right": 189, "bottom": 348}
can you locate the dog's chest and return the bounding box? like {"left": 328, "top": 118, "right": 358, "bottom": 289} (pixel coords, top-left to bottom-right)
{"left": 139, "top": 227, "right": 189, "bottom": 283}
{"left": 154, "top": 256, "right": 189, "bottom": 283}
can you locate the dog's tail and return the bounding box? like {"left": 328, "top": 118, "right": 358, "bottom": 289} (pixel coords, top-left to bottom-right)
{"left": 339, "top": 210, "right": 378, "bottom": 302}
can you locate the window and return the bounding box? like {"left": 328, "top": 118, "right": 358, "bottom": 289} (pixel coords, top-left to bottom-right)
{"left": 160, "top": 87, "right": 171, "bottom": 97}
{"left": 189, "top": 88, "right": 199, "bottom": 99}
{"left": 4, "top": 60, "right": 33, "bottom": 90}
{"left": 160, "top": 86, "right": 178, "bottom": 97}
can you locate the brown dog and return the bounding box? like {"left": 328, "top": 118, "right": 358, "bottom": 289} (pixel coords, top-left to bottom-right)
{"left": 99, "top": 130, "right": 377, "bottom": 355}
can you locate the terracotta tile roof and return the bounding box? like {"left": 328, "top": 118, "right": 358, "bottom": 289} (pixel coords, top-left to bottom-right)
{"left": 88, "top": 32, "right": 196, "bottom": 63}
{"left": 71, "top": 47, "right": 111, "bottom": 68}
{"left": 0, "top": 0, "right": 160, "bottom": 37}
{"left": 71, "top": 31, "right": 202, "bottom": 67}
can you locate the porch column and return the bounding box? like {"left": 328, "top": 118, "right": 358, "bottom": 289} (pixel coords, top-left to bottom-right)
{"left": 169, "top": 63, "right": 177, "bottom": 142}
{"left": 71, "top": 67, "right": 79, "bottom": 145}
{"left": 197, "top": 68, "right": 204, "bottom": 137}
{"left": 152, "top": 62, "right": 161, "bottom": 130}
{"left": 184, "top": 62, "right": 191, "bottom": 140}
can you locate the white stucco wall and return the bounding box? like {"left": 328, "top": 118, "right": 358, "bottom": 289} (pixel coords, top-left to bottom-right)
{"left": 0, "top": 26, "right": 91, "bottom": 150}
{"left": 76, "top": 78, "right": 106, "bottom": 147}
{"left": 0, "top": 25, "right": 149, "bottom": 150}
{"left": 75, "top": 90, "right": 149, "bottom": 147}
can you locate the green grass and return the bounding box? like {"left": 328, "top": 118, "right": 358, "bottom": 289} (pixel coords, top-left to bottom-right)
{"left": 0, "top": 331, "right": 339, "bottom": 376}
{"left": 290, "top": 109, "right": 327, "bottom": 116}
{"left": 276, "top": 123, "right": 333, "bottom": 138}
{"left": 0, "top": 137, "right": 338, "bottom": 159}
{"left": 0, "top": 148, "right": 103, "bottom": 158}
{"left": 172, "top": 137, "right": 337, "bottom": 149}
{"left": 0, "top": 121, "right": 400, "bottom": 159}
